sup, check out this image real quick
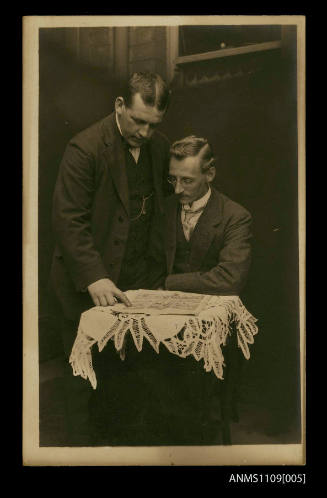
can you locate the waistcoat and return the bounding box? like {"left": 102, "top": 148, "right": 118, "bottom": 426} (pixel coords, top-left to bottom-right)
{"left": 117, "top": 144, "right": 154, "bottom": 290}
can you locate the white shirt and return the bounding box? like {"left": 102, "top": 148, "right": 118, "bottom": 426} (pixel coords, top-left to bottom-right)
{"left": 181, "top": 187, "right": 212, "bottom": 241}
{"left": 116, "top": 113, "right": 141, "bottom": 164}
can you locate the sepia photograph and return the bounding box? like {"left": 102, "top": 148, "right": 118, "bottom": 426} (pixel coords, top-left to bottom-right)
{"left": 23, "top": 15, "right": 305, "bottom": 466}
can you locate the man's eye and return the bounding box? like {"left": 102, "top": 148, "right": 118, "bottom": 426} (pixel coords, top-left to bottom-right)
{"left": 183, "top": 179, "right": 193, "bottom": 184}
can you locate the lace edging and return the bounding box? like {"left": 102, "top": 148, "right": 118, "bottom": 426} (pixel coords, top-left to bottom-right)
{"left": 69, "top": 296, "right": 258, "bottom": 389}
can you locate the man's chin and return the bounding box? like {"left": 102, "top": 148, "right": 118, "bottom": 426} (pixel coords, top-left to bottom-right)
{"left": 179, "top": 197, "right": 191, "bottom": 204}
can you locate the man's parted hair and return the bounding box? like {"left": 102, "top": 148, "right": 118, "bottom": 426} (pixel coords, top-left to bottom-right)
{"left": 122, "top": 72, "right": 170, "bottom": 111}
{"left": 170, "top": 136, "right": 216, "bottom": 172}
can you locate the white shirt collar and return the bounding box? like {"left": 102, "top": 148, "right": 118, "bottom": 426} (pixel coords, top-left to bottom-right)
{"left": 115, "top": 112, "right": 124, "bottom": 137}
{"left": 182, "top": 186, "right": 212, "bottom": 212}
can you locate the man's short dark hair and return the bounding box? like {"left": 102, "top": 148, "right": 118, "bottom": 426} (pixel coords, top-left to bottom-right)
{"left": 170, "top": 136, "right": 216, "bottom": 172}
{"left": 123, "top": 72, "right": 170, "bottom": 111}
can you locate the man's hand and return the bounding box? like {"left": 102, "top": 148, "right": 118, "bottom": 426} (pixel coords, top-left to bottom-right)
{"left": 87, "top": 279, "right": 132, "bottom": 307}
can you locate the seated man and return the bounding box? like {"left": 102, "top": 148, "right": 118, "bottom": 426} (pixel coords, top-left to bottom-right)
{"left": 149, "top": 135, "right": 252, "bottom": 295}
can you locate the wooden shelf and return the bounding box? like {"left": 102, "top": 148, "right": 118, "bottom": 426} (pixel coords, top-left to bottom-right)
{"left": 175, "top": 40, "right": 282, "bottom": 65}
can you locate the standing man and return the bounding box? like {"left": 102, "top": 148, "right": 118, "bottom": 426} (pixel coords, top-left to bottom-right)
{"left": 49, "top": 72, "right": 171, "bottom": 445}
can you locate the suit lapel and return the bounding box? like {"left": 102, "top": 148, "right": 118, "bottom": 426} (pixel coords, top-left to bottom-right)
{"left": 101, "top": 114, "right": 129, "bottom": 216}
{"left": 188, "top": 189, "right": 223, "bottom": 270}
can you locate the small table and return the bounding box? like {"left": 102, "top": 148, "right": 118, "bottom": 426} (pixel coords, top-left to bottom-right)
{"left": 70, "top": 290, "right": 258, "bottom": 444}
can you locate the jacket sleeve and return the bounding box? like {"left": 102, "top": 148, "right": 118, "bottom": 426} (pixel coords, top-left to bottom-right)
{"left": 52, "top": 141, "right": 109, "bottom": 292}
{"left": 165, "top": 210, "right": 252, "bottom": 295}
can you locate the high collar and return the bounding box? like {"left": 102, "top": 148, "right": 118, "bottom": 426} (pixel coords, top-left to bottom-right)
{"left": 115, "top": 112, "right": 123, "bottom": 137}
{"left": 182, "top": 186, "right": 212, "bottom": 212}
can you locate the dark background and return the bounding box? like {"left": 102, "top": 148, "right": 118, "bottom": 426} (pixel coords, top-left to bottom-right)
{"left": 38, "top": 25, "right": 301, "bottom": 442}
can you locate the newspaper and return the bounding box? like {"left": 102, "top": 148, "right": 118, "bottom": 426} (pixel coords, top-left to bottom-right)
{"left": 111, "top": 290, "right": 213, "bottom": 315}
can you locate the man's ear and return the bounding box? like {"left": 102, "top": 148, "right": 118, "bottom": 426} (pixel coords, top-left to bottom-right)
{"left": 206, "top": 167, "right": 216, "bottom": 183}
{"left": 115, "top": 97, "right": 125, "bottom": 115}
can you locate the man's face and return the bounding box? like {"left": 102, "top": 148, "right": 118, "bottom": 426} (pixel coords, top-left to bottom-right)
{"left": 169, "top": 155, "right": 215, "bottom": 205}
{"left": 115, "top": 93, "right": 165, "bottom": 147}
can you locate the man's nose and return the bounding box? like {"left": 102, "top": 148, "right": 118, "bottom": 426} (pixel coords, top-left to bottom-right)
{"left": 174, "top": 180, "right": 184, "bottom": 194}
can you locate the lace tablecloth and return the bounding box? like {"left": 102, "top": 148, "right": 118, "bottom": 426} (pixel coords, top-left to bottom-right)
{"left": 69, "top": 291, "right": 258, "bottom": 390}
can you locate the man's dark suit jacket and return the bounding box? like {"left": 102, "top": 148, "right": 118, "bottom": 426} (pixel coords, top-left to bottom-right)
{"left": 149, "top": 187, "right": 252, "bottom": 295}
{"left": 50, "top": 112, "right": 170, "bottom": 322}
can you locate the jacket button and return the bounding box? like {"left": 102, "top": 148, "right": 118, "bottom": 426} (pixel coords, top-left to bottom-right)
{"left": 114, "top": 240, "right": 120, "bottom": 246}
{"left": 118, "top": 216, "right": 124, "bottom": 223}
